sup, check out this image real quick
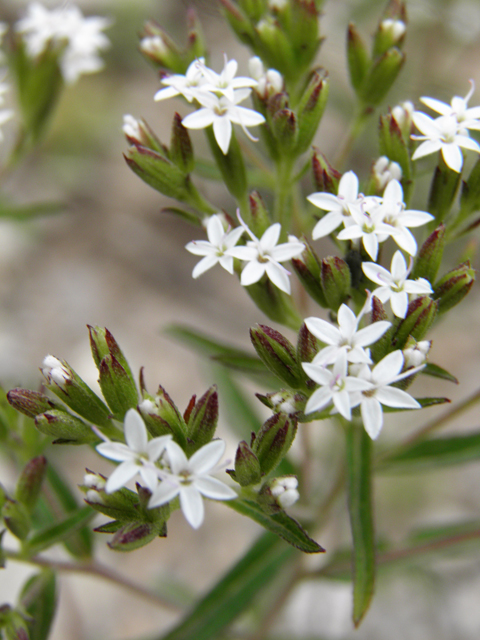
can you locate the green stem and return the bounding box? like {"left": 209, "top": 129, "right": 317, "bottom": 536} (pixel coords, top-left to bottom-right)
{"left": 333, "top": 106, "right": 372, "bottom": 170}
{"left": 274, "top": 157, "right": 294, "bottom": 233}
{"left": 4, "top": 549, "right": 182, "bottom": 611}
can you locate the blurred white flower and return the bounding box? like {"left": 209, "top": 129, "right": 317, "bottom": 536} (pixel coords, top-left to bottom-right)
{"left": 154, "top": 58, "right": 207, "bottom": 103}
{"left": 373, "top": 156, "right": 402, "bottom": 191}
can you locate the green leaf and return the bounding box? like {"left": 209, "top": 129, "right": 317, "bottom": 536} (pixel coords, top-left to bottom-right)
{"left": 20, "top": 570, "right": 57, "bottom": 640}
{"left": 93, "top": 520, "right": 123, "bottom": 534}
{"left": 382, "top": 396, "right": 450, "bottom": 412}
{"left": 225, "top": 498, "right": 324, "bottom": 553}
{"left": 24, "top": 506, "right": 95, "bottom": 556}
{"left": 0, "top": 200, "right": 64, "bottom": 221}
{"left": 378, "top": 431, "right": 480, "bottom": 473}
{"left": 346, "top": 423, "right": 375, "bottom": 627}
{"left": 421, "top": 363, "right": 459, "bottom": 384}
{"left": 159, "top": 532, "right": 295, "bottom": 640}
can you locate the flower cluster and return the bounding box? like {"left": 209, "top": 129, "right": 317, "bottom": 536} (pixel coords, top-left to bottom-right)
{"left": 96, "top": 409, "right": 236, "bottom": 529}
{"left": 154, "top": 55, "right": 266, "bottom": 154}
{"left": 186, "top": 213, "right": 305, "bottom": 294}
{"left": 308, "top": 173, "right": 433, "bottom": 260}
{"left": 412, "top": 81, "right": 480, "bottom": 172}
{"left": 302, "top": 302, "right": 424, "bottom": 439}
{"left": 15, "top": 2, "right": 111, "bottom": 84}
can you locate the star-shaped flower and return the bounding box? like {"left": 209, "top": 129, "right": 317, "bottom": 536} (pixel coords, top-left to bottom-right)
{"left": 198, "top": 54, "right": 258, "bottom": 102}
{"left": 148, "top": 439, "right": 237, "bottom": 529}
{"left": 96, "top": 409, "right": 171, "bottom": 494}
{"left": 336, "top": 204, "right": 397, "bottom": 261}
{"left": 305, "top": 300, "right": 391, "bottom": 366}
{"left": 185, "top": 214, "right": 244, "bottom": 278}
{"left": 228, "top": 217, "right": 305, "bottom": 294}
{"left": 154, "top": 58, "right": 207, "bottom": 103}
{"left": 362, "top": 250, "right": 433, "bottom": 318}
{"left": 181, "top": 88, "right": 265, "bottom": 154}
{"left": 419, "top": 80, "right": 480, "bottom": 133}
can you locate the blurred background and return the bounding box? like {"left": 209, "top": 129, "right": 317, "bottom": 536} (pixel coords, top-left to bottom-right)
{"left": 0, "top": 0, "right": 480, "bottom": 638}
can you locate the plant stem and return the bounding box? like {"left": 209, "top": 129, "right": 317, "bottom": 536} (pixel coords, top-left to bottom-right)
{"left": 274, "top": 157, "right": 294, "bottom": 234}
{"left": 333, "top": 106, "right": 372, "bottom": 170}
{"left": 4, "top": 549, "right": 182, "bottom": 611}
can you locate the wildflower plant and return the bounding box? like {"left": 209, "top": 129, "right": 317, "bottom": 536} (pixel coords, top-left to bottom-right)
{"left": 1, "top": 0, "right": 480, "bottom": 638}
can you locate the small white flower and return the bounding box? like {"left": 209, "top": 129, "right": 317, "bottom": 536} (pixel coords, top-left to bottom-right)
{"left": 148, "top": 439, "right": 237, "bottom": 529}
{"left": 96, "top": 409, "right": 172, "bottom": 494}
{"left": 270, "top": 476, "right": 299, "bottom": 508}
{"left": 248, "top": 56, "right": 283, "bottom": 97}
{"left": 185, "top": 214, "right": 244, "bottom": 278}
{"left": 182, "top": 88, "right": 265, "bottom": 154}
{"left": 228, "top": 216, "right": 305, "bottom": 294}
{"left": 412, "top": 112, "right": 480, "bottom": 172}
{"left": 352, "top": 350, "right": 424, "bottom": 439}
{"left": 362, "top": 250, "right": 433, "bottom": 318}
{"left": 307, "top": 171, "right": 367, "bottom": 239}
{"left": 336, "top": 203, "right": 396, "bottom": 261}
{"left": 16, "top": 3, "right": 111, "bottom": 84}
{"left": 302, "top": 352, "right": 373, "bottom": 420}
{"left": 419, "top": 80, "right": 480, "bottom": 133}
{"left": 42, "top": 355, "right": 71, "bottom": 387}
{"left": 305, "top": 299, "right": 391, "bottom": 366}
{"left": 373, "top": 156, "right": 402, "bottom": 191}
{"left": 403, "top": 340, "right": 431, "bottom": 368}
{"left": 198, "top": 54, "right": 258, "bottom": 103}
{"left": 154, "top": 58, "right": 207, "bottom": 103}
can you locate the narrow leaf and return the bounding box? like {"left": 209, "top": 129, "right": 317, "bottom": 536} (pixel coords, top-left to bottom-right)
{"left": 225, "top": 498, "right": 324, "bottom": 553}
{"left": 421, "top": 363, "right": 459, "bottom": 384}
{"left": 382, "top": 396, "right": 450, "bottom": 412}
{"left": 159, "top": 532, "right": 294, "bottom": 640}
{"left": 20, "top": 570, "right": 57, "bottom": 640}
{"left": 25, "top": 506, "right": 95, "bottom": 556}
{"left": 346, "top": 423, "right": 375, "bottom": 627}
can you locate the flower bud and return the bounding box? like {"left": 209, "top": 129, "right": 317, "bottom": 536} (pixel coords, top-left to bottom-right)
{"left": 296, "top": 323, "right": 320, "bottom": 368}
{"left": 373, "top": 19, "right": 406, "bottom": 58}
{"left": 393, "top": 296, "right": 438, "bottom": 349}
{"left": 186, "top": 8, "right": 207, "bottom": 61}
{"left": 321, "top": 256, "right": 351, "bottom": 311}
{"left": 249, "top": 56, "right": 283, "bottom": 98}
{"left": 122, "top": 115, "right": 165, "bottom": 154}
{"left": 433, "top": 261, "right": 475, "bottom": 314}
{"left": 250, "top": 324, "right": 302, "bottom": 388}
{"left": 256, "top": 390, "right": 305, "bottom": 415}
{"left": 311, "top": 149, "right": 341, "bottom": 193}
{"left": 2, "top": 498, "right": 30, "bottom": 540}
{"left": 238, "top": 0, "right": 267, "bottom": 19}
{"left": 139, "top": 22, "right": 184, "bottom": 72}
{"left": 391, "top": 100, "right": 414, "bottom": 136}
{"left": 291, "top": 240, "right": 328, "bottom": 308}
{"left": 186, "top": 385, "right": 218, "bottom": 453}
{"left": 372, "top": 156, "right": 402, "bottom": 191}
{"left": 88, "top": 326, "right": 134, "bottom": 377}
{"left": 15, "top": 456, "right": 47, "bottom": 513}
{"left": 233, "top": 441, "right": 262, "bottom": 486}
{"left": 41, "top": 355, "right": 112, "bottom": 429}
{"left": 257, "top": 475, "right": 299, "bottom": 513}
{"left": 428, "top": 159, "right": 462, "bottom": 223}
{"left": 411, "top": 225, "right": 446, "bottom": 283}
{"left": 35, "top": 410, "right": 98, "bottom": 444}
{"left": 138, "top": 386, "right": 188, "bottom": 448}
{"left": 403, "top": 338, "right": 431, "bottom": 369}
{"left": 219, "top": 0, "right": 255, "bottom": 47}
{"left": 294, "top": 69, "right": 329, "bottom": 155}
{"left": 252, "top": 413, "right": 297, "bottom": 475}
{"left": 81, "top": 474, "right": 140, "bottom": 521}
{"left": 108, "top": 522, "right": 162, "bottom": 552}
{"left": 255, "top": 18, "right": 296, "bottom": 82}
{"left": 170, "top": 112, "right": 195, "bottom": 175}
{"left": 0, "top": 604, "right": 29, "bottom": 640}
{"left": 98, "top": 355, "right": 139, "bottom": 419}
{"left": 7, "top": 388, "right": 57, "bottom": 419}
{"left": 249, "top": 191, "right": 271, "bottom": 238}
{"left": 272, "top": 108, "right": 298, "bottom": 153}
{"left": 360, "top": 47, "right": 405, "bottom": 107}
{"left": 370, "top": 295, "right": 395, "bottom": 362}
{"left": 347, "top": 23, "right": 370, "bottom": 93}
{"left": 378, "top": 113, "right": 412, "bottom": 193}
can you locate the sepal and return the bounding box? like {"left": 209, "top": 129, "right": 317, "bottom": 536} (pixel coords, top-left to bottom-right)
{"left": 291, "top": 240, "right": 328, "bottom": 308}
{"left": 2, "top": 498, "right": 31, "bottom": 540}
{"left": 294, "top": 68, "right": 329, "bottom": 155}
{"left": 411, "top": 225, "right": 445, "bottom": 283}
{"left": 35, "top": 410, "right": 98, "bottom": 444}
{"left": 7, "top": 388, "right": 58, "bottom": 419}
{"left": 392, "top": 296, "right": 438, "bottom": 349}
{"left": 250, "top": 324, "right": 302, "bottom": 387}
{"left": 15, "top": 456, "right": 47, "bottom": 513}
{"left": 251, "top": 412, "right": 297, "bottom": 475}
{"left": 433, "top": 261, "right": 475, "bottom": 314}
{"left": 170, "top": 112, "right": 195, "bottom": 174}
{"left": 186, "top": 385, "right": 218, "bottom": 453}
{"left": 232, "top": 441, "right": 262, "bottom": 486}
{"left": 321, "top": 256, "right": 351, "bottom": 310}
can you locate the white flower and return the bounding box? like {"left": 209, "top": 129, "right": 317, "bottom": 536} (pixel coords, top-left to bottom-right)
{"left": 373, "top": 156, "right": 402, "bottom": 191}
{"left": 362, "top": 250, "right": 433, "bottom": 318}
{"left": 228, "top": 217, "right": 305, "bottom": 294}
{"left": 16, "top": 3, "right": 110, "bottom": 84}
{"left": 412, "top": 112, "right": 480, "bottom": 172}
{"left": 96, "top": 409, "right": 172, "bottom": 494}
{"left": 302, "top": 352, "right": 373, "bottom": 420}
{"left": 185, "top": 214, "right": 244, "bottom": 278}
{"left": 270, "top": 477, "right": 299, "bottom": 508}
{"left": 148, "top": 439, "right": 237, "bottom": 529}
{"left": 336, "top": 202, "right": 396, "bottom": 261}
{"left": 307, "top": 171, "right": 367, "bottom": 239}
{"left": 182, "top": 88, "right": 265, "bottom": 154}
{"left": 198, "top": 54, "right": 258, "bottom": 102}
{"left": 351, "top": 350, "right": 424, "bottom": 440}
{"left": 403, "top": 340, "right": 431, "bottom": 368}
{"left": 305, "top": 300, "right": 391, "bottom": 366}
{"left": 42, "top": 355, "right": 71, "bottom": 386}
{"left": 154, "top": 58, "right": 207, "bottom": 103}
{"left": 248, "top": 56, "right": 283, "bottom": 97}
{"left": 419, "top": 80, "right": 480, "bottom": 133}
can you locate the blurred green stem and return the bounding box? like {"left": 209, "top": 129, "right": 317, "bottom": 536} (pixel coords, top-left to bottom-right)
{"left": 334, "top": 106, "right": 372, "bottom": 170}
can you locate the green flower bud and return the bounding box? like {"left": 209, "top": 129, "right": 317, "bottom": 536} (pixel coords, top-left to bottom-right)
{"left": 459, "top": 156, "right": 480, "bottom": 223}
{"left": 291, "top": 240, "right": 328, "bottom": 308}
{"left": 347, "top": 23, "right": 370, "bottom": 93}
{"left": 288, "top": 0, "right": 322, "bottom": 74}
{"left": 108, "top": 522, "right": 163, "bottom": 552}
{"left": 15, "top": 456, "right": 47, "bottom": 513}
{"left": 238, "top": 0, "right": 267, "bottom": 21}
{"left": 373, "top": 0, "right": 407, "bottom": 58}
{"left": 7, "top": 388, "right": 57, "bottom": 419}
{"left": 433, "top": 261, "right": 475, "bottom": 314}
{"left": 249, "top": 191, "right": 272, "bottom": 238}
{"left": 233, "top": 441, "right": 262, "bottom": 486}
{"left": 220, "top": 0, "right": 256, "bottom": 47}
{"left": 428, "top": 157, "right": 462, "bottom": 223}
{"left": 256, "top": 389, "right": 306, "bottom": 415}
{"left": 139, "top": 21, "right": 184, "bottom": 72}
{"left": 272, "top": 108, "right": 298, "bottom": 153}
{"left": 123, "top": 115, "right": 166, "bottom": 154}
{"left": 321, "top": 256, "right": 351, "bottom": 311}
{"left": 411, "top": 225, "right": 446, "bottom": 283}
{"left": 170, "top": 112, "right": 195, "bottom": 174}
{"left": 186, "top": 385, "right": 218, "bottom": 453}
{"left": 295, "top": 69, "right": 329, "bottom": 155}
{"left": 138, "top": 386, "right": 187, "bottom": 448}
{"left": 186, "top": 8, "right": 207, "bottom": 61}
{"left": 378, "top": 112, "right": 412, "bottom": 194}
{"left": 258, "top": 475, "right": 299, "bottom": 513}
{"left": 392, "top": 296, "right": 438, "bottom": 349}
{"left": 2, "top": 498, "right": 31, "bottom": 540}
{"left": 35, "top": 410, "right": 97, "bottom": 444}
{"left": 250, "top": 324, "right": 302, "bottom": 388}
{"left": 0, "top": 604, "right": 30, "bottom": 640}
{"left": 252, "top": 413, "right": 297, "bottom": 475}
{"left": 370, "top": 296, "right": 394, "bottom": 362}
{"left": 360, "top": 47, "right": 405, "bottom": 107}
{"left": 98, "top": 355, "right": 139, "bottom": 419}
{"left": 19, "top": 570, "right": 57, "bottom": 640}
{"left": 81, "top": 472, "right": 140, "bottom": 522}
{"left": 205, "top": 127, "right": 247, "bottom": 203}
{"left": 312, "top": 149, "right": 341, "bottom": 193}
{"left": 88, "top": 326, "right": 135, "bottom": 378}
{"left": 296, "top": 323, "right": 320, "bottom": 369}
{"left": 41, "top": 355, "right": 112, "bottom": 430}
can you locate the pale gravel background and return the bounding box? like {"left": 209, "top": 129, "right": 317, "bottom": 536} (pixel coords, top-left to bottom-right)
{"left": 1, "top": 0, "right": 480, "bottom": 638}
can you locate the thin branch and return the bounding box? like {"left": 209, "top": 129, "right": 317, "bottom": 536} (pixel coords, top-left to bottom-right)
{"left": 5, "top": 549, "right": 182, "bottom": 612}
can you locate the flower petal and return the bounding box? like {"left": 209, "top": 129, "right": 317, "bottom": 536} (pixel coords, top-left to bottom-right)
{"left": 105, "top": 460, "right": 139, "bottom": 493}
{"left": 194, "top": 476, "right": 237, "bottom": 500}
{"left": 189, "top": 439, "right": 226, "bottom": 475}
{"left": 179, "top": 485, "right": 204, "bottom": 529}
{"left": 124, "top": 409, "right": 148, "bottom": 453}
{"left": 361, "top": 397, "right": 384, "bottom": 440}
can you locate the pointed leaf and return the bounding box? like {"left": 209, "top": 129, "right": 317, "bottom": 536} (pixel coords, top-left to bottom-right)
{"left": 421, "top": 363, "right": 459, "bottom": 384}
{"left": 20, "top": 570, "right": 57, "bottom": 640}
{"left": 24, "top": 506, "right": 95, "bottom": 556}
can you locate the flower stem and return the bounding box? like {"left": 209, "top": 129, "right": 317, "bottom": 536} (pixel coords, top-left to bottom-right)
{"left": 4, "top": 549, "right": 182, "bottom": 611}
{"left": 333, "top": 105, "right": 372, "bottom": 170}
{"left": 274, "top": 157, "right": 294, "bottom": 234}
